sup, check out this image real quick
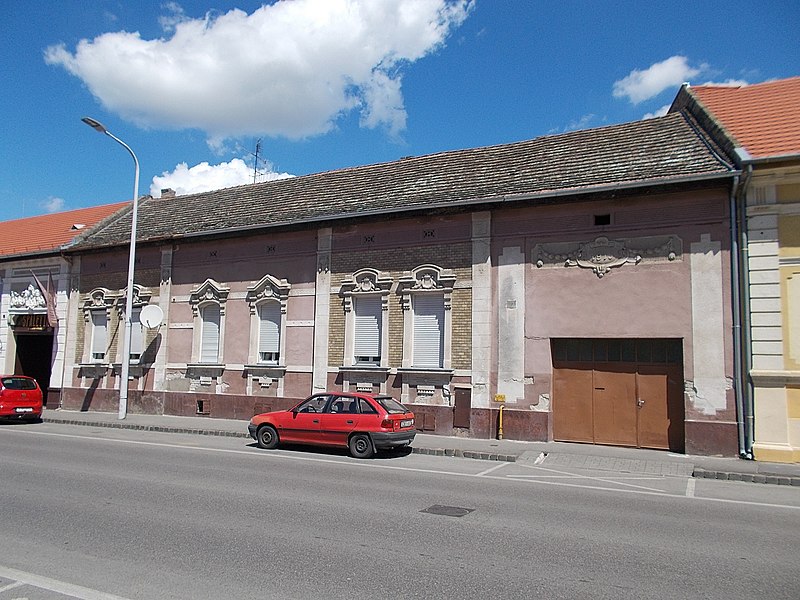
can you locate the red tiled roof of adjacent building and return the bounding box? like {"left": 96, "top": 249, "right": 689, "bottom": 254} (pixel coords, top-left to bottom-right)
{"left": 0, "top": 202, "right": 127, "bottom": 258}
{"left": 689, "top": 77, "right": 800, "bottom": 159}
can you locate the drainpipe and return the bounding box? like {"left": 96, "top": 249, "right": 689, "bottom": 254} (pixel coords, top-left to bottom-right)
{"left": 731, "top": 149, "right": 754, "bottom": 458}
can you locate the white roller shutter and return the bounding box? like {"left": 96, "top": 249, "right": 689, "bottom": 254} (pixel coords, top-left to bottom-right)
{"left": 91, "top": 311, "right": 107, "bottom": 360}
{"left": 412, "top": 294, "right": 444, "bottom": 368}
{"left": 129, "top": 307, "right": 143, "bottom": 358}
{"left": 354, "top": 296, "right": 381, "bottom": 361}
{"left": 258, "top": 302, "right": 281, "bottom": 360}
{"left": 200, "top": 304, "right": 220, "bottom": 363}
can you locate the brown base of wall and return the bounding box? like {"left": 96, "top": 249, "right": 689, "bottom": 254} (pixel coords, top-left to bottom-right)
{"left": 684, "top": 420, "right": 739, "bottom": 457}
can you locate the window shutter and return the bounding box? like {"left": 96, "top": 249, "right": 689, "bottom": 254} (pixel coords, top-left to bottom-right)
{"left": 130, "top": 307, "right": 143, "bottom": 356}
{"left": 91, "top": 311, "right": 107, "bottom": 359}
{"left": 412, "top": 294, "right": 443, "bottom": 368}
{"left": 354, "top": 296, "right": 381, "bottom": 359}
{"left": 258, "top": 302, "right": 281, "bottom": 354}
{"left": 200, "top": 304, "right": 220, "bottom": 363}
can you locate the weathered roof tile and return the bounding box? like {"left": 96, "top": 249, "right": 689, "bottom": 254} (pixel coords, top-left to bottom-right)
{"left": 71, "top": 112, "right": 733, "bottom": 250}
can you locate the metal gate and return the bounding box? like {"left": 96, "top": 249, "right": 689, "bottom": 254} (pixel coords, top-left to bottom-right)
{"left": 551, "top": 339, "right": 684, "bottom": 452}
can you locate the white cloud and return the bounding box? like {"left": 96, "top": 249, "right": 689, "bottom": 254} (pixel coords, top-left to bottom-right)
{"left": 149, "top": 158, "right": 293, "bottom": 197}
{"left": 700, "top": 78, "right": 749, "bottom": 88}
{"left": 613, "top": 56, "right": 705, "bottom": 104}
{"left": 42, "top": 196, "right": 66, "bottom": 213}
{"left": 45, "top": 0, "right": 474, "bottom": 144}
{"left": 641, "top": 104, "right": 670, "bottom": 120}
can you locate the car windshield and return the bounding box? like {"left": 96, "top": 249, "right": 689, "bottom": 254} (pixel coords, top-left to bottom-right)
{"left": 373, "top": 396, "right": 408, "bottom": 414}
{"left": 2, "top": 377, "right": 37, "bottom": 390}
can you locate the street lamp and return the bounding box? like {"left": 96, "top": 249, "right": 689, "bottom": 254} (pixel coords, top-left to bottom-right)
{"left": 82, "top": 117, "right": 139, "bottom": 420}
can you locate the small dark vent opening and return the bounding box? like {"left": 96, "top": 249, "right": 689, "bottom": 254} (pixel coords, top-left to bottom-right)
{"left": 594, "top": 214, "right": 611, "bottom": 226}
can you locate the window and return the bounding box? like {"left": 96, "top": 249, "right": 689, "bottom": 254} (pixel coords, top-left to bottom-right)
{"left": 354, "top": 295, "right": 381, "bottom": 364}
{"left": 200, "top": 304, "right": 221, "bottom": 363}
{"left": 339, "top": 269, "right": 392, "bottom": 370}
{"left": 129, "top": 307, "right": 143, "bottom": 361}
{"left": 397, "top": 264, "right": 455, "bottom": 372}
{"left": 245, "top": 274, "right": 290, "bottom": 369}
{"left": 90, "top": 310, "right": 107, "bottom": 361}
{"left": 258, "top": 301, "right": 281, "bottom": 364}
{"left": 412, "top": 294, "right": 444, "bottom": 368}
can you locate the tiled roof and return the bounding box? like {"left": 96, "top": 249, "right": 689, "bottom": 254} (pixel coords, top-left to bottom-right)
{"left": 72, "top": 112, "right": 734, "bottom": 250}
{"left": 0, "top": 202, "right": 128, "bottom": 259}
{"left": 688, "top": 77, "right": 800, "bottom": 159}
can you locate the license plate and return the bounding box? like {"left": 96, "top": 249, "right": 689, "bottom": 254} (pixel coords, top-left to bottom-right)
{"left": 401, "top": 419, "right": 413, "bottom": 428}
{"left": 15, "top": 407, "right": 34, "bottom": 413}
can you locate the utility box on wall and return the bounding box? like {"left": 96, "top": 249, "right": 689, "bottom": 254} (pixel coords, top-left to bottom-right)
{"left": 453, "top": 388, "right": 471, "bottom": 428}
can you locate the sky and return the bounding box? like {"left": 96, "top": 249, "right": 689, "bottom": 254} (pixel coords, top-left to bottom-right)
{"left": 1, "top": 0, "right": 798, "bottom": 221}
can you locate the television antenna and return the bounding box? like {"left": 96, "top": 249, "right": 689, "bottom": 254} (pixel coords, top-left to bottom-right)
{"left": 249, "top": 139, "right": 270, "bottom": 184}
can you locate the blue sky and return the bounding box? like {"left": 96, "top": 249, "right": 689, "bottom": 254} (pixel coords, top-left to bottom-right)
{"left": 1, "top": 0, "right": 798, "bottom": 221}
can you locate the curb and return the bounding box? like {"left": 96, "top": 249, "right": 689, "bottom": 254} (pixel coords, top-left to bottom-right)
{"left": 692, "top": 467, "right": 800, "bottom": 486}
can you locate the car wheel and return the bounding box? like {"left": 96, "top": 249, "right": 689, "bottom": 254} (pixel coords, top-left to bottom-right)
{"left": 348, "top": 433, "right": 374, "bottom": 459}
{"left": 256, "top": 425, "right": 279, "bottom": 449}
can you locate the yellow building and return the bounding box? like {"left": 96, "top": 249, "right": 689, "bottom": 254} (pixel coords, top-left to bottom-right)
{"left": 673, "top": 77, "right": 800, "bottom": 462}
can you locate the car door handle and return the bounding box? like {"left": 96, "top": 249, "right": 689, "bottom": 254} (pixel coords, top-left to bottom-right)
{"left": 346, "top": 420, "right": 354, "bottom": 424}
{"left": 312, "top": 419, "right": 319, "bottom": 423}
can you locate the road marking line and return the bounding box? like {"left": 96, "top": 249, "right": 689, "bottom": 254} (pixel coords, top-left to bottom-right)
{"left": 513, "top": 461, "right": 667, "bottom": 492}
{"left": 0, "top": 580, "right": 25, "bottom": 593}
{"left": 475, "top": 462, "right": 508, "bottom": 477}
{"left": 686, "top": 477, "right": 696, "bottom": 497}
{"left": 0, "top": 565, "right": 131, "bottom": 600}
{"left": 4, "top": 428, "right": 800, "bottom": 511}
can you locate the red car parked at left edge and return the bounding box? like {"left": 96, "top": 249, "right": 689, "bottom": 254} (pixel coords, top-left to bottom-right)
{"left": 0, "top": 375, "right": 43, "bottom": 422}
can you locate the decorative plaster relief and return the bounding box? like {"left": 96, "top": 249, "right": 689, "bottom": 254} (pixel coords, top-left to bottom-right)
{"left": 189, "top": 279, "right": 230, "bottom": 316}
{"left": 340, "top": 268, "right": 393, "bottom": 312}
{"left": 9, "top": 284, "right": 46, "bottom": 310}
{"left": 533, "top": 235, "right": 682, "bottom": 278}
{"left": 397, "top": 264, "right": 456, "bottom": 310}
{"left": 246, "top": 274, "right": 291, "bottom": 314}
{"left": 115, "top": 284, "right": 152, "bottom": 315}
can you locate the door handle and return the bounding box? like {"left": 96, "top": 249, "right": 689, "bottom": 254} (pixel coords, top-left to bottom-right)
{"left": 637, "top": 399, "right": 645, "bottom": 407}
{"left": 346, "top": 420, "right": 354, "bottom": 424}
{"left": 313, "top": 419, "right": 319, "bottom": 423}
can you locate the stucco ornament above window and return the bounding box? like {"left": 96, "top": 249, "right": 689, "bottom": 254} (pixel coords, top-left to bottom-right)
{"left": 533, "top": 235, "right": 682, "bottom": 278}
{"left": 9, "top": 284, "right": 45, "bottom": 310}
{"left": 246, "top": 274, "right": 291, "bottom": 314}
{"left": 189, "top": 278, "right": 230, "bottom": 316}
{"left": 340, "top": 268, "right": 393, "bottom": 312}
{"left": 397, "top": 264, "right": 456, "bottom": 309}
{"left": 115, "top": 284, "right": 152, "bottom": 314}
{"left": 83, "top": 288, "right": 118, "bottom": 311}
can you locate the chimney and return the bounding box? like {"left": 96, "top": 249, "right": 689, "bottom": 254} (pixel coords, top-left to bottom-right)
{"left": 160, "top": 188, "right": 176, "bottom": 199}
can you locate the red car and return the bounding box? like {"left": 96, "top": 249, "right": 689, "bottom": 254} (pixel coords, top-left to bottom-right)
{"left": 248, "top": 392, "right": 416, "bottom": 458}
{"left": 0, "top": 375, "right": 43, "bottom": 422}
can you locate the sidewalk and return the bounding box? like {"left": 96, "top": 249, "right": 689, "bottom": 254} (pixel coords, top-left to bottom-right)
{"left": 40, "top": 408, "right": 800, "bottom": 486}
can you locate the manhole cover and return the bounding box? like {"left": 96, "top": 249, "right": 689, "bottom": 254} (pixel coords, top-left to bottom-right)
{"left": 421, "top": 505, "right": 474, "bottom": 517}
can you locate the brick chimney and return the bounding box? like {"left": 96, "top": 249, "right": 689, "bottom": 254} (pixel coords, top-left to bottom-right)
{"left": 160, "top": 188, "right": 176, "bottom": 199}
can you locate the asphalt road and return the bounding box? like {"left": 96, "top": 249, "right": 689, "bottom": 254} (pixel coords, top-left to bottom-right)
{"left": 0, "top": 421, "right": 798, "bottom": 600}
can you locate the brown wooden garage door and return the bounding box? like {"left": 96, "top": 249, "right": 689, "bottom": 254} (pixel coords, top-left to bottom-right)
{"left": 551, "top": 339, "right": 684, "bottom": 452}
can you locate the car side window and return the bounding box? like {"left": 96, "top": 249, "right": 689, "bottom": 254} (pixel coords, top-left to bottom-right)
{"left": 328, "top": 397, "right": 359, "bottom": 414}
{"left": 358, "top": 398, "right": 378, "bottom": 414}
{"left": 298, "top": 395, "right": 329, "bottom": 413}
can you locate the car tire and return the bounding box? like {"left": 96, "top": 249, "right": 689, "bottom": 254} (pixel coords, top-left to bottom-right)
{"left": 348, "top": 433, "right": 374, "bottom": 459}
{"left": 256, "top": 425, "right": 279, "bottom": 449}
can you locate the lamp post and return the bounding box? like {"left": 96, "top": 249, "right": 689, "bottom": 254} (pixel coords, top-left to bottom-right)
{"left": 82, "top": 117, "right": 139, "bottom": 420}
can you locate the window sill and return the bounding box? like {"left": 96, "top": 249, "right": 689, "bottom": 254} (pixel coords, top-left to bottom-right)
{"left": 244, "top": 364, "right": 286, "bottom": 376}
{"left": 396, "top": 367, "right": 453, "bottom": 376}
{"left": 338, "top": 364, "right": 390, "bottom": 375}
{"left": 186, "top": 363, "right": 225, "bottom": 378}
{"left": 78, "top": 363, "right": 110, "bottom": 378}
